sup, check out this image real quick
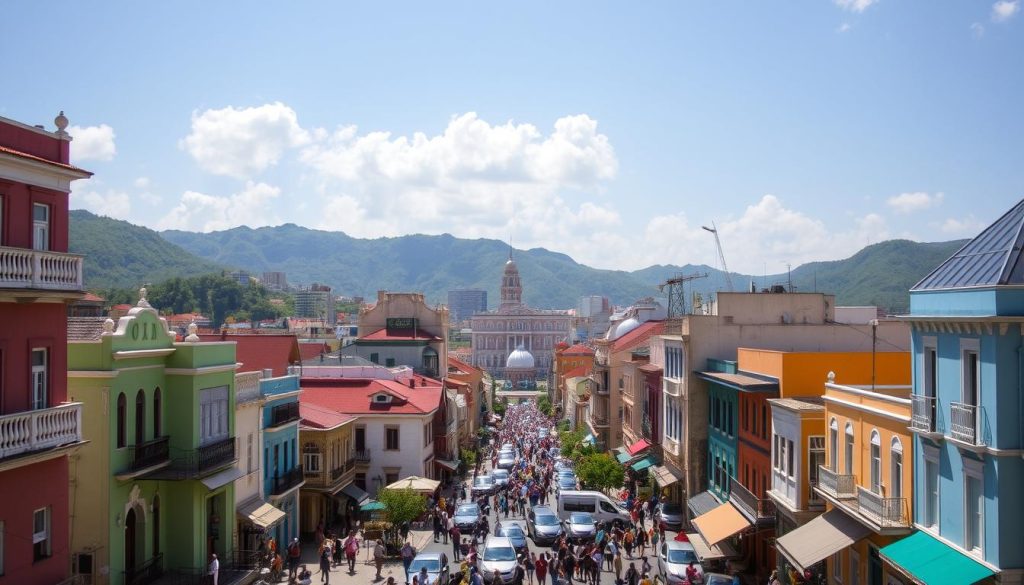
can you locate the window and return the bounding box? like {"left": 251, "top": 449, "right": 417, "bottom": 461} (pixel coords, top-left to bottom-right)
{"left": 829, "top": 419, "right": 838, "bottom": 471}
{"left": 32, "top": 507, "right": 50, "bottom": 561}
{"left": 153, "top": 387, "right": 162, "bottom": 437}
{"left": 726, "top": 401, "right": 733, "bottom": 435}
{"left": 844, "top": 423, "right": 854, "bottom": 475}
{"left": 385, "top": 472, "right": 399, "bottom": 485}
{"left": 303, "top": 443, "right": 322, "bottom": 473}
{"left": 870, "top": 430, "right": 881, "bottom": 493}
{"left": 965, "top": 474, "right": 983, "bottom": 553}
{"left": 199, "top": 386, "right": 229, "bottom": 445}
{"left": 370, "top": 353, "right": 379, "bottom": 364}
{"left": 962, "top": 347, "right": 980, "bottom": 407}
{"left": 116, "top": 393, "right": 127, "bottom": 448}
{"left": 924, "top": 458, "right": 939, "bottom": 529}
{"left": 385, "top": 427, "right": 400, "bottom": 450}
{"left": 761, "top": 404, "right": 768, "bottom": 440}
{"left": 809, "top": 436, "right": 825, "bottom": 495}
{"left": 247, "top": 433, "right": 255, "bottom": 474}
{"left": 772, "top": 434, "right": 780, "bottom": 470}
{"left": 355, "top": 473, "right": 367, "bottom": 491}
{"left": 135, "top": 390, "right": 146, "bottom": 445}
{"left": 923, "top": 340, "right": 937, "bottom": 398}
{"left": 424, "top": 422, "right": 432, "bottom": 445}
{"left": 31, "top": 348, "right": 47, "bottom": 410}
{"left": 32, "top": 203, "right": 50, "bottom": 251}
{"left": 787, "top": 439, "right": 795, "bottom": 479}
{"left": 890, "top": 437, "right": 903, "bottom": 500}
{"left": 849, "top": 548, "right": 860, "bottom": 585}
{"left": 832, "top": 551, "right": 843, "bottom": 582}
{"left": 386, "top": 358, "right": 396, "bottom": 367}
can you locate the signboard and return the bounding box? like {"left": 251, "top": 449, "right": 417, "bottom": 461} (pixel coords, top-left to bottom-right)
{"left": 386, "top": 317, "right": 418, "bottom": 330}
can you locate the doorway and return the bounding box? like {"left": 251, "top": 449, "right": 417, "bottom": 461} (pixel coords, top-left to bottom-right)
{"left": 125, "top": 508, "right": 138, "bottom": 573}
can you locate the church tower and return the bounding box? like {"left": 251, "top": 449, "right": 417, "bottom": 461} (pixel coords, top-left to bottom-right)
{"left": 500, "top": 249, "right": 523, "bottom": 308}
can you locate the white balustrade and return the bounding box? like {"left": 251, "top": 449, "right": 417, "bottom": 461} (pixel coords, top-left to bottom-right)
{"left": 0, "top": 403, "right": 83, "bottom": 460}
{"left": 0, "top": 246, "right": 84, "bottom": 291}
{"left": 235, "top": 371, "right": 262, "bottom": 403}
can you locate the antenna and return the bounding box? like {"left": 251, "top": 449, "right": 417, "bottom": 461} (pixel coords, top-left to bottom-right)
{"left": 702, "top": 222, "right": 734, "bottom": 292}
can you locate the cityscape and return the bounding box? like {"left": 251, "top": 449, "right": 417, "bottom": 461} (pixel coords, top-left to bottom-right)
{"left": 2, "top": 2, "right": 1023, "bottom": 585}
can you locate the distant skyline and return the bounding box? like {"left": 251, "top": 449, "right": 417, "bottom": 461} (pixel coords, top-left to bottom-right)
{"left": 3, "top": 1, "right": 1022, "bottom": 273}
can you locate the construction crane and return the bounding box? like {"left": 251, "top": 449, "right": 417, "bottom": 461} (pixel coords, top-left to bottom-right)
{"left": 702, "top": 222, "right": 734, "bottom": 292}
{"left": 658, "top": 272, "right": 708, "bottom": 317}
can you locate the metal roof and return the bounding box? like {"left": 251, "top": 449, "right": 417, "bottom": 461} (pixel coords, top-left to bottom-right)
{"left": 913, "top": 198, "right": 1024, "bottom": 291}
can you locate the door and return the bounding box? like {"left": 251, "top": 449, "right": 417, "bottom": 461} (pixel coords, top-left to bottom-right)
{"left": 125, "top": 508, "right": 137, "bottom": 573}
{"left": 868, "top": 546, "right": 883, "bottom": 585}
{"left": 355, "top": 427, "right": 366, "bottom": 451}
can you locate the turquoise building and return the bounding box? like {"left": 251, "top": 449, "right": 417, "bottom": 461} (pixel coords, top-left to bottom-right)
{"left": 881, "top": 200, "right": 1024, "bottom": 585}
{"left": 261, "top": 374, "right": 302, "bottom": 545}
{"left": 702, "top": 359, "right": 739, "bottom": 502}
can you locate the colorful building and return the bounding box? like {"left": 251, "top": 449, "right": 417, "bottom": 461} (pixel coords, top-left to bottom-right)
{"left": 260, "top": 374, "right": 303, "bottom": 545}
{"left": 553, "top": 343, "right": 595, "bottom": 412}
{"left": 298, "top": 406, "right": 358, "bottom": 534}
{"left": 68, "top": 295, "right": 244, "bottom": 584}
{"left": 0, "top": 112, "right": 90, "bottom": 585}
{"left": 344, "top": 291, "right": 449, "bottom": 377}
{"left": 881, "top": 200, "right": 1024, "bottom": 585}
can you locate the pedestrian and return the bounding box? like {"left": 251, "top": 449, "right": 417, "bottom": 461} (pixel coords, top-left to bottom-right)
{"left": 420, "top": 565, "right": 431, "bottom": 585}
{"left": 603, "top": 541, "right": 616, "bottom": 571}
{"left": 333, "top": 533, "right": 343, "bottom": 567}
{"left": 374, "top": 539, "right": 387, "bottom": 580}
{"left": 343, "top": 531, "right": 359, "bottom": 574}
{"left": 434, "top": 510, "right": 443, "bottom": 543}
{"left": 208, "top": 553, "right": 219, "bottom": 585}
{"left": 636, "top": 528, "right": 646, "bottom": 558}
{"left": 451, "top": 525, "right": 462, "bottom": 561}
{"left": 402, "top": 540, "right": 416, "bottom": 574}
{"left": 625, "top": 562, "right": 639, "bottom": 585}
{"left": 685, "top": 562, "right": 700, "bottom": 584}
{"left": 623, "top": 529, "right": 634, "bottom": 559}
{"left": 613, "top": 551, "right": 623, "bottom": 582}
{"left": 536, "top": 552, "right": 549, "bottom": 585}
{"left": 288, "top": 538, "right": 303, "bottom": 581}
{"left": 319, "top": 541, "right": 332, "bottom": 584}
{"left": 526, "top": 552, "right": 536, "bottom": 585}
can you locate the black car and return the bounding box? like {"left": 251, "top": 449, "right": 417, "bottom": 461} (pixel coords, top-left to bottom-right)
{"left": 454, "top": 503, "right": 481, "bottom": 532}
{"left": 526, "top": 506, "right": 563, "bottom": 545}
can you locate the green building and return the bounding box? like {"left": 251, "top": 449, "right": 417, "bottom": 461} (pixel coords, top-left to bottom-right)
{"left": 68, "top": 293, "right": 246, "bottom": 585}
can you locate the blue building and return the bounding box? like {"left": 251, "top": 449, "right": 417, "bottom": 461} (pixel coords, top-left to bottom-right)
{"left": 881, "top": 200, "right": 1024, "bottom": 585}
{"left": 262, "top": 374, "right": 303, "bottom": 545}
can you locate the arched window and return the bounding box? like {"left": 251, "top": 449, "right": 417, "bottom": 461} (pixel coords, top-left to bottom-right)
{"left": 153, "top": 387, "right": 162, "bottom": 438}
{"left": 870, "top": 430, "right": 881, "bottom": 493}
{"left": 844, "top": 422, "right": 854, "bottom": 475}
{"left": 890, "top": 437, "right": 904, "bottom": 500}
{"left": 117, "top": 393, "right": 127, "bottom": 448}
{"left": 135, "top": 390, "right": 146, "bottom": 445}
{"left": 829, "top": 418, "right": 838, "bottom": 470}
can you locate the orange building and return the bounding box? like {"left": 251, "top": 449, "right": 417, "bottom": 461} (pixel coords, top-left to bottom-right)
{"left": 553, "top": 342, "right": 594, "bottom": 414}
{"left": 448, "top": 355, "right": 486, "bottom": 445}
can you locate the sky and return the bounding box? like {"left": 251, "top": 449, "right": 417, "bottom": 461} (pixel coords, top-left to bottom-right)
{"left": 3, "top": 1, "right": 1023, "bottom": 274}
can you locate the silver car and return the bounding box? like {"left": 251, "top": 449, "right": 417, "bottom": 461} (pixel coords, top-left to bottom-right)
{"left": 497, "top": 452, "right": 516, "bottom": 470}
{"left": 408, "top": 552, "right": 450, "bottom": 585}
{"left": 657, "top": 502, "right": 685, "bottom": 531}
{"left": 473, "top": 475, "right": 495, "bottom": 497}
{"left": 657, "top": 540, "right": 703, "bottom": 585}
{"left": 491, "top": 469, "right": 510, "bottom": 487}
{"left": 478, "top": 536, "right": 520, "bottom": 585}
{"left": 526, "top": 506, "right": 563, "bottom": 545}
{"left": 562, "top": 512, "right": 597, "bottom": 543}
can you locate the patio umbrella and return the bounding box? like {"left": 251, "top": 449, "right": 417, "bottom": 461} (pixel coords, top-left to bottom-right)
{"left": 384, "top": 475, "right": 441, "bottom": 494}
{"left": 360, "top": 500, "right": 386, "bottom": 511}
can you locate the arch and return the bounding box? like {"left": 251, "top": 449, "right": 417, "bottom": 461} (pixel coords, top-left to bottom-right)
{"left": 891, "top": 436, "right": 903, "bottom": 453}
{"left": 117, "top": 393, "right": 127, "bottom": 448}
{"left": 125, "top": 507, "right": 137, "bottom": 572}
{"left": 153, "top": 387, "right": 163, "bottom": 438}
{"left": 870, "top": 429, "right": 881, "bottom": 446}
{"left": 135, "top": 389, "right": 146, "bottom": 445}
{"left": 830, "top": 418, "right": 838, "bottom": 430}
{"left": 870, "top": 429, "right": 882, "bottom": 492}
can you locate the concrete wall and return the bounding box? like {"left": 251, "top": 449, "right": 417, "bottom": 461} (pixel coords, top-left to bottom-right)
{"left": 354, "top": 414, "right": 434, "bottom": 496}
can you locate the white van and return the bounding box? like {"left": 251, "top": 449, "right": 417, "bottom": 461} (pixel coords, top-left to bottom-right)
{"left": 556, "top": 490, "right": 630, "bottom": 525}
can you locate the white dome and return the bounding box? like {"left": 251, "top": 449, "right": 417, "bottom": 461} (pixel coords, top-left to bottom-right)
{"left": 506, "top": 345, "right": 536, "bottom": 369}
{"left": 613, "top": 317, "right": 641, "bottom": 339}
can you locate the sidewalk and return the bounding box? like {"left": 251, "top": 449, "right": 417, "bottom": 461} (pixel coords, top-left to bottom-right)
{"left": 283, "top": 528, "right": 436, "bottom": 585}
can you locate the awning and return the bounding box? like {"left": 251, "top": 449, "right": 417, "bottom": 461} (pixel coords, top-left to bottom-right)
{"left": 631, "top": 455, "right": 657, "bottom": 472}
{"left": 201, "top": 466, "right": 246, "bottom": 491}
{"left": 385, "top": 475, "right": 440, "bottom": 493}
{"left": 692, "top": 502, "right": 752, "bottom": 546}
{"left": 627, "top": 439, "right": 651, "bottom": 456}
{"left": 435, "top": 459, "right": 460, "bottom": 472}
{"left": 687, "top": 491, "right": 721, "bottom": 518}
{"left": 775, "top": 508, "right": 872, "bottom": 573}
{"left": 687, "top": 532, "right": 739, "bottom": 561}
{"left": 616, "top": 452, "right": 634, "bottom": 464}
{"left": 341, "top": 483, "right": 370, "bottom": 505}
{"left": 361, "top": 500, "right": 386, "bottom": 511}
{"left": 879, "top": 531, "right": 995, "bottom": 585}
{"left": 237, "top": 497, "right": 286, "bottom": 530}
{"left": 652, "top": 465, "right": 682, "bottom": 488}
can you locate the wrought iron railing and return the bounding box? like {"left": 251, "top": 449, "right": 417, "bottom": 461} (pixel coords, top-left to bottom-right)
{"left": 354, "top": 449, "right": 371, "bottom": 462}
{"left": 910, "top": 395, "right": 937, "bottom": 433}
{"left": 0, "top": 246, "right": 83, "bottom": 291}
{"left": 270, "top": 402, "right": 300, "bottom": 427}
{"left": 818, "top": 465, "right": 856, "bottom": 499}
{"left": 0, "top": 402, "right": 82, "bottom": 460}
{"left": 332, "top": 465, "right": 347, "bottom": 481}
{"left": 950, "top": 402, "right": 981, "bottom": 445}
{"left": 124, "top": 553, "right": 164, "bottom": 585}
{"left": 857, "top": 486, "right": 909, "bottom": 528}
{"left": 271, "top": 465, "right": 304, "bottom": 495}
{"left": 161, "top": 437, "right": 236, "bottom": 479}
{"left": 128, "top": 436, "right": 170, "bottom": 471}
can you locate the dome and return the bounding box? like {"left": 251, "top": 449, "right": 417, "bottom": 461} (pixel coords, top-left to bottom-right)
{"left": 506, "top": 345, "right": 536, "bottom": 369}
{"left": 613, "top": 317, "right": 641, "bottom": 339}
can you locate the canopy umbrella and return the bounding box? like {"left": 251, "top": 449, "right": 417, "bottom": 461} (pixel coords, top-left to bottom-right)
{"left": 384, "top": 475, "right": 441, "bottom": 494}
{"left": 360, "top": 500, "right": 386, "bottom": 511}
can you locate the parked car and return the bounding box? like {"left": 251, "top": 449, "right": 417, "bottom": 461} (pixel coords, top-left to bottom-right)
{"left": 407, "top": 552, "right": 451, "bottom": 585}
{"left": 473, "top": 475, "right": 496, "bottom": 497}
{"left": 556, "top": 474, "right": 577, "bottom": 493}
{"left": 495, "top": 521, "right": 529, "bottom": 555}
{"left": 454, "top": 503, "right": 482, "bottom": 532}
{"left": 556, "top": 491, "right": 631, "bottom": 526}
{"left": 562, "top": 511, "right": 597, "bottom": 543}
{"left": 478, "top": 536, "right": 520, "bottom": 585}
{"left": 526, "top": 506, "right": 564, "bottom": 545}
{"left": 657, "top": 540, "right": 702, "bottom": 585}
{"left": 497, "top": 452, "right": 516, "bottom": 470}
{"left": 491, "top": 469, "right": 510, "bottom": 487}
{"left": 703, "top": 574, "right": 733, "bottom": 585}
{"left": 658, "top": 502, "right": 685, "bottom": 530}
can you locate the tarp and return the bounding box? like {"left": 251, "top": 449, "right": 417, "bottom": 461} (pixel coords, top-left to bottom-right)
{"left": 631, "top": 455, "right": 657, "bottom": 472}
{"left": 237, "top": 497, "right": 286, "bottom": 529}
{"left": 434, "top": 459, "right": 460, "bottom": 471}
{"left": 616, "top": 451, "right": 634, "bottom": 464}
{"left": 692, "top": 502, "right": 752, "bottom": 546}
{"left": 361, "top": 500, "right": 385, "bottom": 511}
{"left": 687, "top": 491, "right": 721, "bottom": 518}
{"left": 687, "top": 532, "right": 739, "bottom": 561}
{"left": 775, "top": 509, "right": 872, "bottom": 573}
{"left": 879, "top": 531, "right": 995, "bottom": 585}
{"left": 652, "top": 465, "right": 682, "bottom": 488}
{"left": 583, "top": 434, "right": 596, "bottom": 445}
{"left": 341, "top": 483, "right": 370, "bottom": 505}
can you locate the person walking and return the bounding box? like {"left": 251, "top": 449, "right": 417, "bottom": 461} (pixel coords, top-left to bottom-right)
{"left": 208, "top": 553, "right": 219, "bottom": 585}
{"left": 402, "top": 540, "right": 416, "bottom": 575}
{"left": 536, "top": 553, "right": 549, "bottom": 585}
{"left": 374, "top": 539, "right": 387, "bottom": 580}
{"left": 343, "top": 531, "right": 359, "bottom": 574}
{"left": 613, "top": 551, "right": 623, "bottom": 582}
{"left": 434, "top": 510, "right": 443, "bottom": 543}
{"left": 451, "top": 525, "right": 462, "bottom": 561}
{"left": 319, "top": 541, "right": 333, "bottom": 584}
{"left": 525, "top": 552, "right": 536, "bottom": 585}
{"left": 625, "top": 562, "right": 640, "bottom": 585}
{"left": 288, "top": 538, "right": 303, "bottom": 581}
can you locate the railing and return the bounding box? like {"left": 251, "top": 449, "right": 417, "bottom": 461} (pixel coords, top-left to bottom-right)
{"left": 729, "top": 476, "right": 776, "bottom": 521}
{"left": 808, "top": 478, "right": 824, "bottom": 508}
{"left": 0, "top": 402, "right": 82, "bottom": 460}
{"left": 271, "top": 465, "right": 304, "bottom": 495}
{"left": 124, "top": 553, "right": 164, "bottom": 585}
{"left": 128, "top": 436, "right": 170, "bottom": 471}
{"left": 910, "top": 395, "right": 937, "bottom": 433}
{"left": 590, "top": 412, "right": 609, "bottom": 426}
{"left": 0, "top": 246, "right": 84, "bottom": 291}
{"left": 332, "top": 465, "right": 347, "bottom": 481}
{"left": 354, "top": 449, "right": 371, "bottom": 462}
{"left": 857, "top": 486, "right": 909, "bottom": 528}
{"left": 270, "top": 402, "right": 300, "bottom": 427}
{"left": 162, "top": 437, "right": 236, "bottom": 479}
{"left": 950, "top": 402, "right": 981, "bottom": 445}
{"left": 818, "top": 465, "right": 857, "bottom": 499}
{"left": 235, "top": 372, "right": 262, "bottom": 404}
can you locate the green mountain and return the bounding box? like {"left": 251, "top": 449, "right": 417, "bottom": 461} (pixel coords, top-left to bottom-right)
{"left": 69, "top": 210, "right": 228, "bottom": 289}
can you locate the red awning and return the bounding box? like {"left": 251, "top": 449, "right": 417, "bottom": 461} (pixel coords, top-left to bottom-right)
{"left": 627, "top": 439, "right": 651, "bottom": 456}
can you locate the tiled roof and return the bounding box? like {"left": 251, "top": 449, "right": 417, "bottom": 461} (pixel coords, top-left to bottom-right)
{"left": 299, "top": 377, "right": 443, "bottom": 415}
{"left": 300, "top": 403, "right": 356, "bottom": 430}
{"left": 299, "top": 341, "right": 331, "bottom": 362}
{"left": 197, "top": 333, "right": 300, "bottom": 376}
{"left": 448, "top": 355, "right": 481, "bottom": 375}
{"left": 67, "top": 317, "right": 108, "bottom": 341}
{"left": 0, "top": 144, "right": 92, "bottom": 175}
{"left": 612, "top": 320, "right": 664, "bottom": 352}
{"left": 360, "top": 328, "right": 441, "bottom": 342}
{"left": 913, "top": 198, "right": 1024, "bottom": 291}
{"left": 563, "top": 365, "right": 591, "bottom": 379}
{"left": 81, "top": 293, "right": 105, "bottom": 302}
{"left": 563, "top": 344, "right": 595, "bottom": 356}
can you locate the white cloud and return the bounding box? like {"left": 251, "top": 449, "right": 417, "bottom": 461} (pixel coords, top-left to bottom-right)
{"left": 939, "top": 215, "right": 985, "bottom": 236}
{"left": 134, "top": 176, "right": 151, "bottom": 189}
{"left": 68, "top": 124, "right": 116, "bottom": 161}
{"left": 886, "top": 192, "right": 944, "bottom": 214}
{"left": 992, "top": 0, "right": 1020, "bottom": 21}
{"left": 971, "top": 22, "right": 986, "bottom": 37}
{"left": 157, "top": 181, "right": 282, "bottom": 232}
{"left": 181, "top": 102, "right": 310, "bottom": 178}
{"left": 70, "top": 178, "right": 131, "bottom": 219}
{"left": 837, "top": 23, "right": 852, "bottom": 33}
{"left": 835, "top": 0, "right": 878, "bottom": 13}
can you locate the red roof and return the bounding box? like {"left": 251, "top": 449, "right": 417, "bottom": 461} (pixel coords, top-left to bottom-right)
{"left": 448, "top": 355, "right": 481, "bottom": 375}
{"left": 300, "top": 377, "right": 443, "bottom": 415}
{"left": 612, "top": 320, "right": 665, "bottom": 352}
{"left": 563, "top": 365, "right": 591, "bottom": 379}
{"left": 0, "top": 144, "right": 92, "bottom": 175}
{"left": 197, "top": 333, "right": 301, "bottom": 377}
{"left": 82, "top": 293, "right": 104, "bottom": 302}
{"left": 299, "top": 341, "right": 331, "bottom": 361}
{"left": 563, "top": 344, "right": 595, "bottom": 356}
{"left": 300, "top": 403, "right": 355, "bottom": 430}
{"left": 360, "top": 328, "right": 441, "bottom": 342}
{"left": 113, "top": 304, "right": 133, "bottom": 310}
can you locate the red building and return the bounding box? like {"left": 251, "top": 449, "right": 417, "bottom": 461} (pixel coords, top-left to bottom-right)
{"left": 0, "top": 112, "right": 90, "bottom": 584}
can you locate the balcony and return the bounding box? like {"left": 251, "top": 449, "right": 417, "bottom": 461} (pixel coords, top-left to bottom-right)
{"left": 235, "top": 372, "right": 262, "bottom": 404}
{"left": 124, "top": 553, "right": 164, "bottom": 585}
{"left": 910, "top": 395, "right": 938, "bottom": 434}
{"left": 857, "top": 486, "right": 909, "bottom": 528}
{"left": 729, "top": 476, "right": 775, "bottom": 523}
{"left": 271, "top": 465, "right": 304, "bottom": 496}
{"left": 950, "top": 402, "right": 982, "bottom": 446}
{"left": 354, "top": 449, "right": 371, "bottom": 463}
{"left": 589, "top": 412, "right": 609, "bottom": 427}
{"left": 156, "top": 437, "right": 236, "bottom": 480}
{"left": 128, "top": 436, "right": 170, "bottom": 472}
{"left": 270, "top": 402, "right": 300, "bottom": 427}
{"left": 817, "top": 465, "right": 857, "bottom": 499}
{"left": 0, "top": 246, "right": 83, "bottom": 292}
{"left": 0, "top": 402, "right": 82, "bottom": 462}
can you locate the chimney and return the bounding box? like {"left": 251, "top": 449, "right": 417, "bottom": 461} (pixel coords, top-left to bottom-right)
{"left": 409, "top": 378, "right": 416, "bottom": 388}
{"left": 262, "top": 368, "right": 273, "bottom": 379}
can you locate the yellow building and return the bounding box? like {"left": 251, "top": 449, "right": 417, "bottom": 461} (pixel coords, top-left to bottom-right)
{"left": 776, "top": 370, "right": 914, "bottom": 585}
{"left": 298, "top": 405, "right": 360, "bottom": 534}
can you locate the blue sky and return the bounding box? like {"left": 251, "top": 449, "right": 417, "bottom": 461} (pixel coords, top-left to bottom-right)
{"left": 3, "top": 1, "right": 1022, "bottom": 273}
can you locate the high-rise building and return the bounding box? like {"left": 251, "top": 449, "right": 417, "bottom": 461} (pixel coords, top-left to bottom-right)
{"left": 448, "top": 288, "right": 487, "bottom": 323}
{"left": 294, "top": 283, "right": 335, "bottom": 325}
{"left": 262, "top": 271, "right": 288, "bottom": 291}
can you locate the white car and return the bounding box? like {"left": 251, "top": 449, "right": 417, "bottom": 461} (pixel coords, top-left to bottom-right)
{"left": 657, "top": 540, "right": 703, "bottom": 585}
{"left": 478, "top": 536, "right": 520, "bottom": 585}
{"left": 473, "top": 475, "right": 495, "bottom": 496}
{"left": 491, "top": 469, "right": 510, "bottom": 487}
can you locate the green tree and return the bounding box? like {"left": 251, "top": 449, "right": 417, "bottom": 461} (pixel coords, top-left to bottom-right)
{"left": 559, "top": 430, "right": 595, "bottom": 461}
{"left": 575, "top": 453, "right": 625, "bottom": 492}
{"left": 460, "top": 448, "right": 477, "bottom": 469}
{"left": 377, "top": 487, "right": 427, "bottom": 527}
{"left": 537, "top": 395, "right": 552, "bottom": 416}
